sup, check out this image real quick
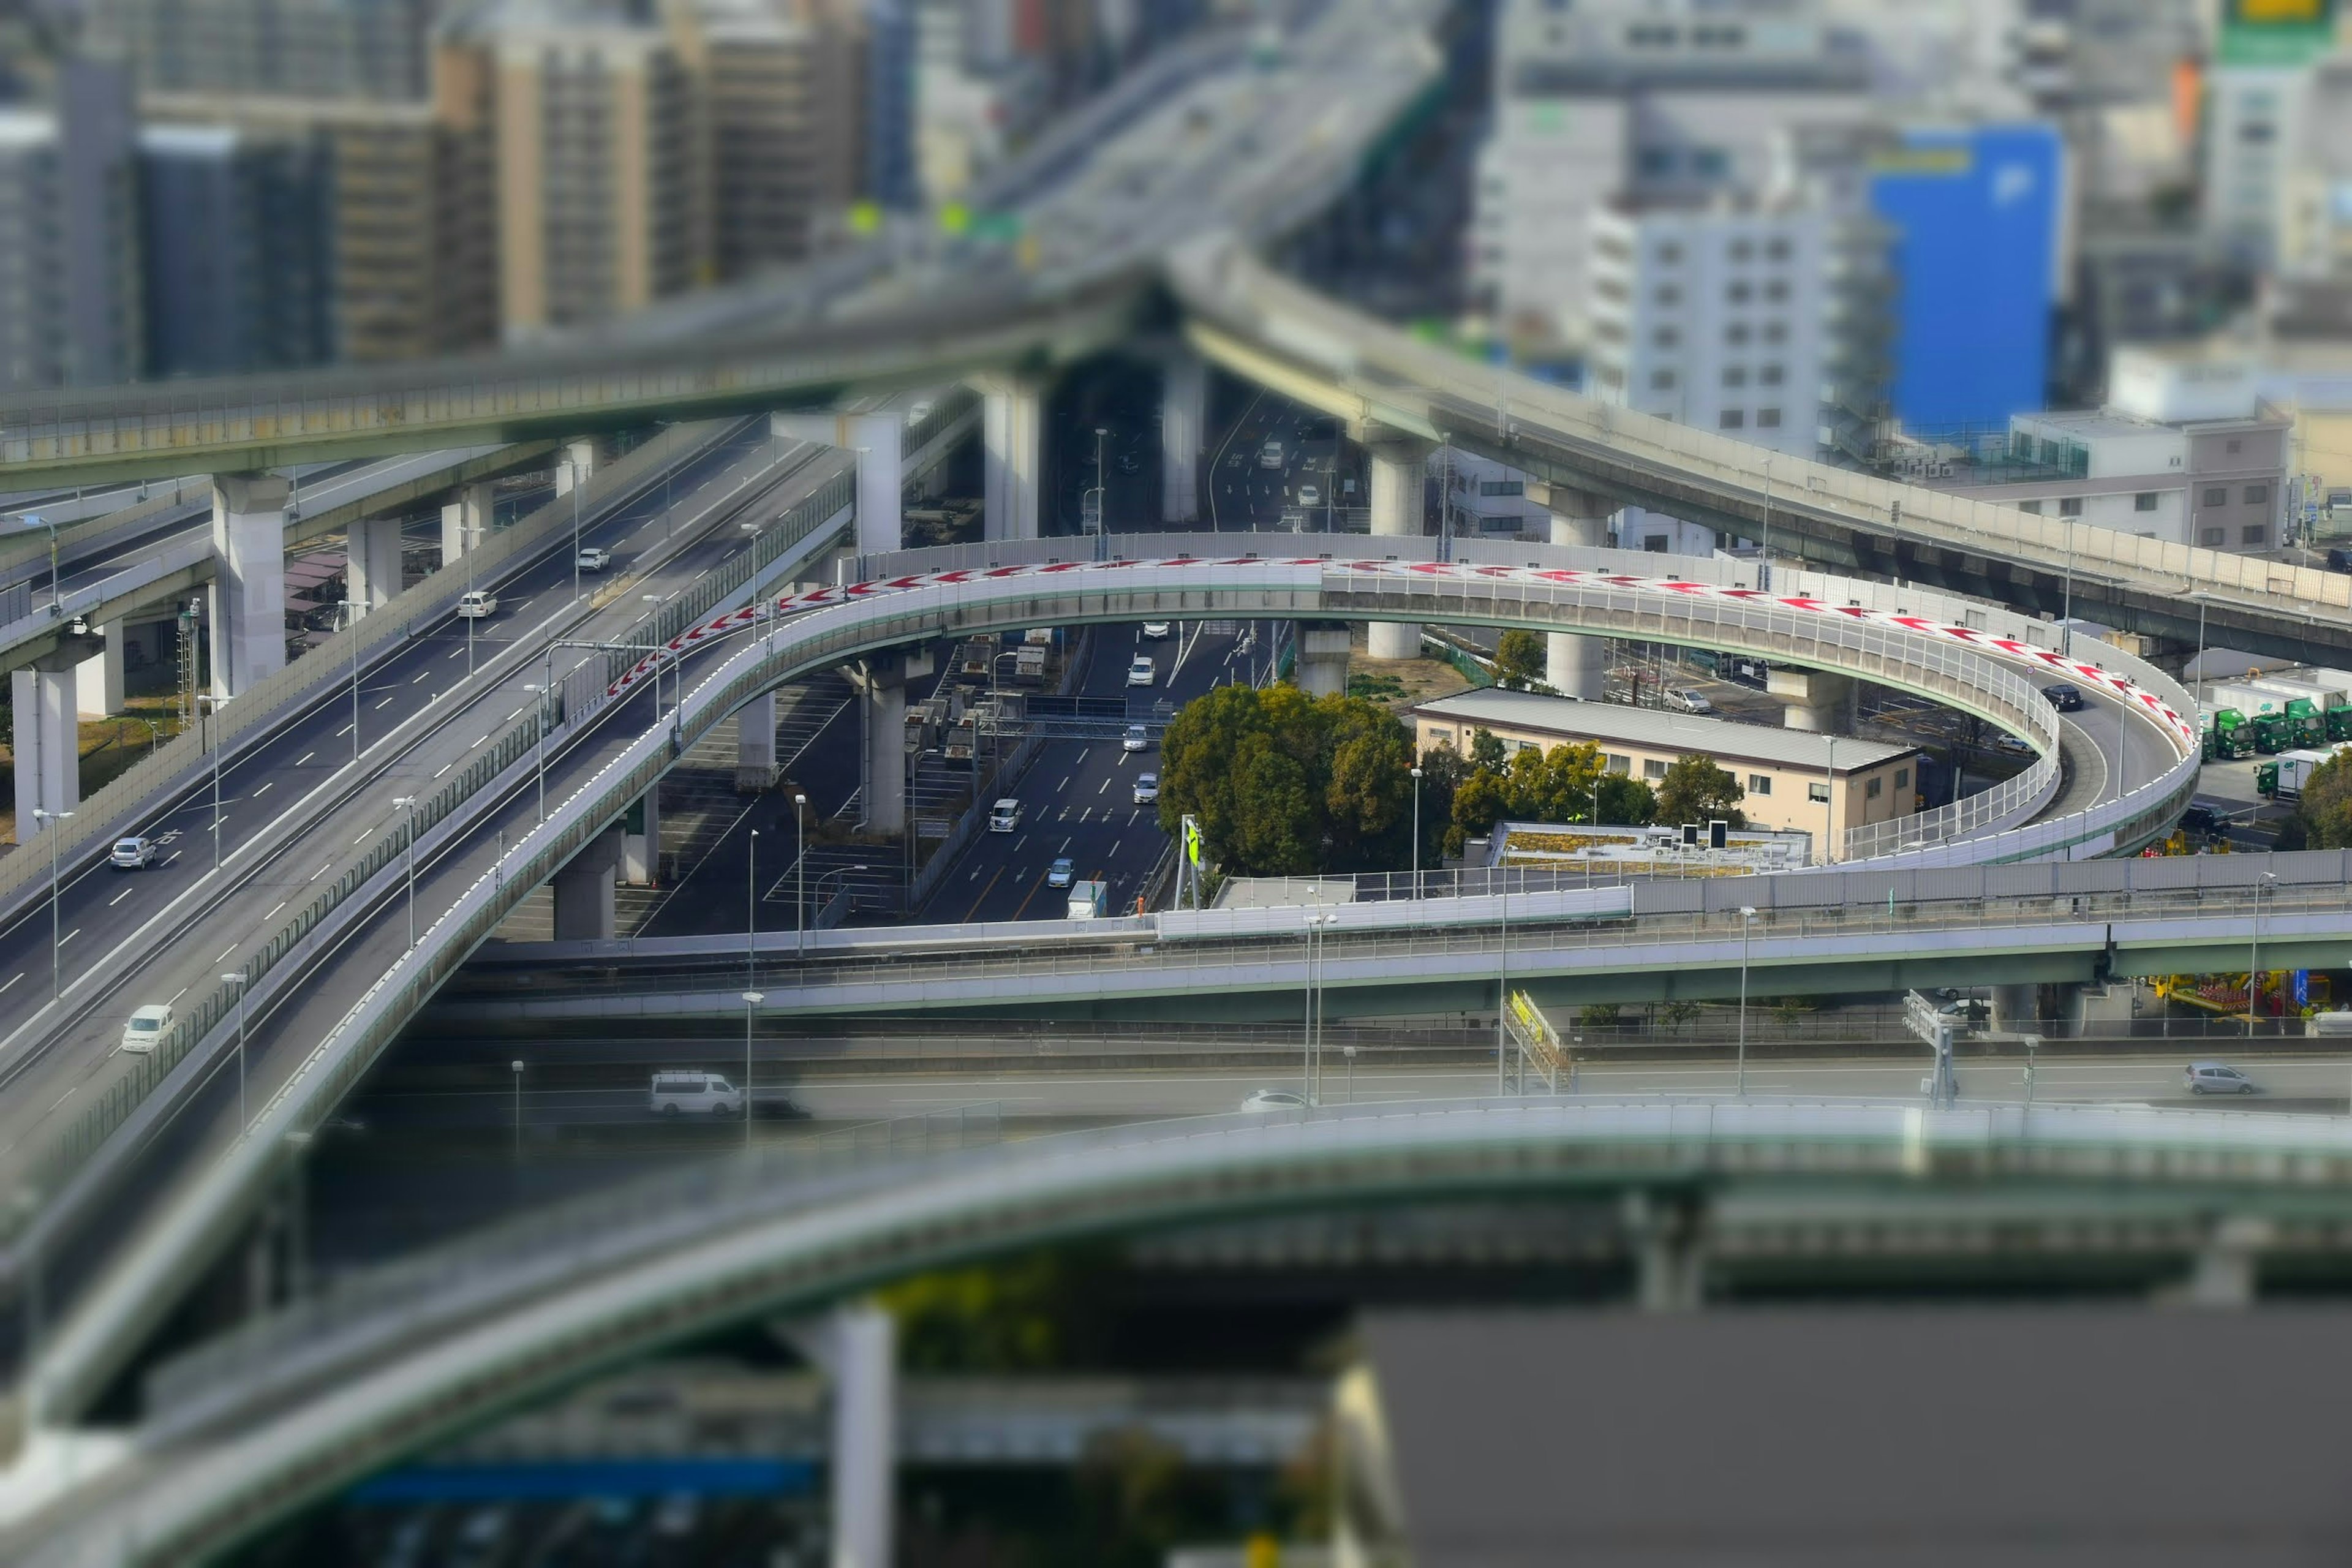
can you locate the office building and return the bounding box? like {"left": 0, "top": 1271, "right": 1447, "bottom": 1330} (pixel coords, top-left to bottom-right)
{"left": 1406, "top": 688, "right": 1919, "bottom": 843}
{"left": 138, "top": 124, "right": 337, "bottom": 379}
{"left": 87, "top": 0, "right": 436, "bottom": 102}
{"left": 1868, "top": 121, "right": 2065, "bottom": 437}
{"left": 684, "top": 0, "right": 864, "bottom": 280}
{"left": 0, "top": 61, "right": 143, "bottom": 393}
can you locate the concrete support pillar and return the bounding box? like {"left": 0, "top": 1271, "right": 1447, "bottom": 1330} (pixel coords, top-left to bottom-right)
{"left": 75, "top": 618, "right": 125, "bottom": 718}
{"left": 2179, "top": 1216, "right": 2269, "bottom": 1309}
{"left": 12, "top": 637, "right": 96, "bottom": 839}
{"left": 736, "top": 690, "right": 780, "bottom": 792}
{"left": 1990, "top": 982, "right": 2084, "bottom": 1038}
{"left": 1366, "top": 439, "right": 1433, "bottom": 660}
{"left": 771, "top": 412, "right": 903, "bottom": 553}
{"left": 1294, "top": 622, "right": 1351, "bottom": 698}
{"left": 1767, "top": 668, "right": 1855, "bottom": 733}
{"left": 1160, "top": 350, "right": 1206, "bottom": 524}
{"left": 855, "top": 658, "right": 910, "bottom": 837}
{"left": 551, "top": 826, "right": 623, "bottom": 941}
{"left": 1624, "top": 1193, "right": 1702, "bottom": 1311}
{"left": 348, "top": 514, "right": 404, "bottom": 615}
{"left": 1544, "top": 489, "right": 1611, "bottom": 700}
{"left": 622, "top": 790, "right": 661, "bottom": 886}
{"left": 439, "top": 482, "right": 494, "bottom": 568}
{"left": 977, "top": 375, "right": 1043, "bottom": 542}
{"left": 209, "top": 472, "right": 288, "bottom": 698}
{"left": 552, "top": 440, "right": 597, "bottom": 497}
{"left": 829, "top": 1305, "right": 896, "bottom": 1568}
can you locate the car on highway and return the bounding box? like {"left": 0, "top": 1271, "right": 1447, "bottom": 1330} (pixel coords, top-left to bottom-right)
{"left": 1133, "top": 772, "right": 1159, "bottom": 804}
{"left": 989, "top": 798, "right": 1022, "bottom": 833}
{"left": 2330, "top": 546, "right": 2352, "bottom": 573}
{"left": 110, "top": 835, "right": 156, "bottom": 870}
{"left": 2041, "top": 682, "right": 2085, "bottom": 712}
{"left": 120, "top": 1003, "right": 173, "bottom": 1054}
{"left": 1141, "top": 621, "right": 1171, "bottom": 639}
{"left": 1239, "top": 1089, "right": 1308, "bottom": 1113}
{"left": 1127, "top": 655, "right": 1156, "bottom": 687}
{"left": 1298, "top": 483, "right": 1321, "bottom": 508}
{"left": 2185, "top": 1060, "right": 2259, "bottom": 1095}
{"left": 1259, "top": 439, "right": 1284, "bottom": 469}
{"left": 576, "top": 545, "right": 613, "bottom": 572}
{"left": 1047, "top": 857, "right": 1076, "bottom": 889}
{"left": 456, "top": 589, "right": 497, "bottom": 618}
{"left": 649, "top": 1070, "right": 742, "bottom": 1116}
{"left": 1665, "top": 688, "right": 1713, "bottom": 714}
{"left": 1123, "top": 723, "right": 1150, "bottom": 752}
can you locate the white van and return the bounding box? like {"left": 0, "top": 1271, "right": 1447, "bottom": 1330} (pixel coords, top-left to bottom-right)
{"left": 121, "top": 1003, "right": 173, "bottom": 1054}
{"left": 457, "top": 589, "right": 497, "bottom": 619}
{"left": 649, "top": 1070, "right": 742, "bottom": 1115}
{"left": 989, "top": 798, "right": 1022, "bottom": 833}
{"left": 1259, "top": 439, "right": 1284, "bottom": 469}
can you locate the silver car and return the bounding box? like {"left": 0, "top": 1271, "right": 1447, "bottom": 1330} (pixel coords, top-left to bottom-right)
{"left": 2185, "top": 1060, "right": 2258, "bottom": 1095}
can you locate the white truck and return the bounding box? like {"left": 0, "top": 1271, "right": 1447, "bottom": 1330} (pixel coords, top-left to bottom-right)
{"left": 1066, "top": 880, "right": 1108, "bottom": 919}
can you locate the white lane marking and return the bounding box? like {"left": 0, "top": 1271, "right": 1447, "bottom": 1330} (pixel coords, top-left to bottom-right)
{"left": 57, "top": 928, "right": 79, "bottom": 946}
{"left": 265, "top": 901, "right": 285, "bottom": 920}
{"left": 296, "top": 752, "right": 314, "bottom": 766}
{"left": 0, "top": 974, "right": 19, "bottom": 997}
{"left": 1098, "top": 778, "right": 1110, "bottom": 794}
{"left": 507, "top": 707, "right": 526, "bottom": 721}
{"left": 215, "top": 944, "right": 238, "bottom": 963}
{"left": 474, "top": 735, "right": 491, "bottom": 747}
{"left": 253, "top": 781, "right": 274, "bottom": 796}
{"left": 163, "top": 850, "right": 181, "bottom": 867}
{"left": 336, "top": 724, "right": 354, "bottom": 737}
{"left": 448, "top": 648, "right": 464, "bottom": 660}
{"left": 315, "top": 862, "right": 333, "bottom": 878}
{"left": 167, "top": 984, "right": 186, "bottom": 1005}
{"left": 1058, "top": 837, "right": 1072, "bottom": 853}
{"left": 374, "top": 695, "right": 396, "bottom": 710}
{"left": 1109, "top": 840, "right": 1123, "bottom": 858}
{"left": 50, "top": 1088, "right": 74, "bottom": 1113}
{"left": 108, "top": 888, "right": 130, "bottom": 907}
{"left": 352, "top": 830, "right": 372, "bottom": 844}
{"left": 1055, "top": 776, "right": 1070, "bottom": 791}
{"left": 412, "top": 671, "right": 429, "bottom": 685}
{"left": 434, "top": 764, "right": 453, "bottom": 779}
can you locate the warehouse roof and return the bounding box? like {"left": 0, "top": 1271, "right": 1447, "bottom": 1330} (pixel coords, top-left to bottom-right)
{"left": 1408, "top": 688, "right": 1913, "bottom": 775}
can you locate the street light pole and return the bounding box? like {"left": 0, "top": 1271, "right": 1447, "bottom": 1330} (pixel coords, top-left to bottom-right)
{"left": 570, "top": 459, "right": 584, "bottom": 603}
{"left": 747, "top": 828, "right": 759, "bottom": 990}
{"left": 1410, "top": 765, "right": 1423, "bottom": 899}
{"left": 31, "top": 808, "right": 72, "bottom": 1000}
{"left": 741, "top": 990, "right": 764, "bottom": 1155}
{"left": 1496, "top": 876, "right": 1510, "bottom": 1095}
{"left": 392, "top": 796, "right": 418, "bottom": 948}
{"left": 223, "top": 970, "right": 248, "bottom": 1132}
{"left": 198, "top": 693, "right": 230, "bottom": 869}
{"left": 510, "top": 1060, "right": 524, "bottom": 1167}
{"left": 794, "top": 793, "right": 809, "bottom": 957}
{"left": 341, "top": 601, "right": 361, "bottom": 761}
{"left": 2060, "top": 511, "right": 2076, "bottom": 658}
{"left": 1736, "top": 906, "right": 1757, "bottom": 1096}
{"left": 2250, "top": 871, "right": 2278, "bottom": 1035}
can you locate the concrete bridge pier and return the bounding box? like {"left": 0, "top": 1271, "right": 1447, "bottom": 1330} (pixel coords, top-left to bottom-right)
{"left": 1991, "top": 982, "right": 2085, "bottom": 1039}
{"left": 551, "top": 825, "right": 625, "bottom": 941}
{"left": 1160, "top": 349, "right": 1206, "bottom": 524}
{"left": 622, "top": 790, "right": 661, "bottom": 886}
{"left": 552, "top": 439, "right": 597, "bottom": 497}
{"left": 1365, "top": 437, "right": 1433, "bottom": 660}
{"left": 74, "top": 617, "right": 126, "bottom": 718}
{"left": 1295, "top": 622, "right": 1351, "bottom": 698}
{"left": 1624, "top": 1191, "right": 1703, "bottom": 1311}
{"left": 772, "top": 412, "right": 904, "bottom": 553}
{"left": 209, "top": 472, "right": 289, "bottom": 698}
{"left": 13, "top": 634, "right": 100, "bottom": 838}
{"left": 347, "top": 515, "right": 405, "bottom": 616}
{"left": 736, "top": 690, "right": 780, "bottom": 791}
{"left": 829, "top": 1306, "right": 896, "bottom": 1568}
{"left": 977, "top": 375, "right": 1044, "bottom": 541}
{"left": 1768, "top": 668, "right": 1855, "bottom": 733}
{"left": 439, "top": 482, "right": 494, "bottom": 568}
{"left": 1543, "top": 486, "right": 1613, "bottom": 699}
{"left": 851, "top": 654, "right": 919, "bottom": 836}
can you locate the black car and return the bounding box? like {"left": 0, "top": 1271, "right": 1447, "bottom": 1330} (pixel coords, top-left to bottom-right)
{"left": 2328, "top": 547, "right": 2352, "bottom": 573}
{"left": 2041, "top": 682, "right": 2086, "bottom": 712}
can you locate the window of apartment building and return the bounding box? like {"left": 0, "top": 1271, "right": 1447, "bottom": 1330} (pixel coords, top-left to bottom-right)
{"left": 1763, "top": 280, "right": 1789, "bottom": 303}
{"left": 1727, "top": 281, "right": 1752, "bottom": 304}
{"left": 2243, "top": 524, "right": 2269, "bottom": 545}
{"left": 1657, "top": 242, "right": 1683, "bottom": 264}
{"left": 1480, "top": 480, "right": 1524, "bottom": 497}
{"left": 1594, "top": 235, "right": 1632, "bottom": 264}
{"left": 1765, "top": 237, "right": 1791, "bottom": 261}
{"left": 1637, "top": 148, "right": 1675, "bottom": 178}
{"left": 1762, "top": 322, "right": 1787, "bottom": 344}
{"left": 1719, "top": 410, "right": 1745, "bottom": 429}
{"left": 2245, "top": 483, "right": 2269, "bottom": 504}
{"left": 1657, "top": 285, "right": 1683, "bottom": 306}
{"left": 1643, "top": 535, "right": 1670, "bottom": 551}
{"left": 1593, "top": 278, "right": 1629, "bottom": 304}
{"left": 1653, "top": 327, "right": 1679, "bottom": 348}
{"left": 1759, "top": 364, "right": 1784, "bottom": 385}
{"left": 1593, "top": 319, "right": 1628, "bottom": 345}
{"left": 1722, "top": 367, "right": 1747, "bottom": 387}
{"left": 1726, "top": 324, "right": 1751, "bottom": 345}
{"left": 1807, "top": 781, "right": 1831, "bottom": 803}
{"left": 1606, "top": 753, "right": 1633, "bottom": 773}
{"left": 1747, "top": 774, "right": 1772, "bottom": 795}
{"left": 2199, "top": 527, "right": 2225, "bottom": 545}
{"left": 1757, "top": 409, "right": 1782, "bottom": 428}
{"left": 1728, "top": 239, "right": 1754, "bottom": 262}
{"left": 1593, "top": 365, "right": 1625, "bottom": 390}
{"left": 1693, "top": 24, "right": 1746, "bottom": 47}
{"left": 1866, "top": 777, "right": 1883, "bottom": 799}
{"left": 2134, "top": 492, "right": 2158, "bottom": 511}
{"left": 1692, "top": 148, "right": 1730, "bottom": 178}
{"left": 1643, "top": 758, "right": 1668, "bottom": 780}
{"left": 1894, "top": 767, "right": 1910, "bottom": 790}
{"left": 1627, "top": 23, "right": 1678, "bottom": 46}
{"left": 2059, "top": 497, "right": 2082, "bottom": 516}
{"left": 1650, "top": 369, "right": 1676, "bottom": 390}
{"left": 2204, "top": 486, "right": 2228, "bottom": 507}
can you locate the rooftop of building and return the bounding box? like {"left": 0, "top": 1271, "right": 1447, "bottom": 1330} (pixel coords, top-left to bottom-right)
{"left": 1407, "top": 688, "right": 1914, "bottom": 773}
{"left": 2011, "top": 407, "right": 2175, "bottom": 442}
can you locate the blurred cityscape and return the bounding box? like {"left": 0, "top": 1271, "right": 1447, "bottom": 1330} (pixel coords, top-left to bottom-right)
{"left": 15, "top": 1, "right": 2352, "bottom": 1566}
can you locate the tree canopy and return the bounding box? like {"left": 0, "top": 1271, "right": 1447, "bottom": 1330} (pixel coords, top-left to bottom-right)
{"left": 1654, "top": 753, "right": 1747, "bottom": 830}
{"left": 2299, "top": 750, "right": 2352, "bottom": 848}
{"left": 1155, "top": 684, "right": 1417, "bottom": 875}
{"left": 1494, "top": 630, "right": 1545, "bottom": 688}
{"left": 1444, "top": 729, "right": 1659, "bottom": 853}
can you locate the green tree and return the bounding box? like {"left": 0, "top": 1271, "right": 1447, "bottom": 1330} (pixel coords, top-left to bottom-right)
{"left": 1594, "top": 772, "right": 1658, "bottom": 826}
{"left": 1469, "top": 727, "right": 1507, "bottom": 772}
{"left": 1654, "top": 753, "right": 1747, "bottom": 829}
{"left": 1495, "top": 629, "right": 1545, "bottom": 688}
{"left": 2300, "top": 751, "right": 2352, "bottom": 848}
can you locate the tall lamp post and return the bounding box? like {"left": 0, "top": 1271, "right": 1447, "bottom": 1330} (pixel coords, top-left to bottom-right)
{"left": 31, "top": 807, "right": 72, "bottom": 1000}
{"left": 337, "top": 601, "right": 363, "bottom": 761}
{"left": 510, "top": 1060, "right": 524, "bottom": 1167}
{"left": 794, "top": 793, "right": 809, "bottom": 956}
{"left": 741, "top": 990, "right": 764, "bottom": 1155}
{"left": 1736, "top": 905, "right": 1758, "bottom": 1096}
{"left": 747, "top": 827, "right": 760, "bottom": 990}
{"left": 1409, "top": 765, "right": 1423, "bottom": 899}
{"left": 2249, "top": 870, "right": 2279, "bottom": 1036}
{"left": 222, "top": 970, "right": 248, "bottom": 1132}
{"left": 198, "top": 693, "right": 230, "bottom": 869}
{"left": 524, "top": 682, "right": 549, "bottom": 823}
{"left": 391, "top": 796, "right": 418, "bottom": 948}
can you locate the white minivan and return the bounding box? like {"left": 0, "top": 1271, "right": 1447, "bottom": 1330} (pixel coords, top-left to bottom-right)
{"left": 121, "top": 1003, "right": 173, "bottom": 1054}
{"left": 989, "top": 798, "right": 1022, "bottom": 833}
{"left": 650, "top": 1070, "right": 742, "bottom": 1115}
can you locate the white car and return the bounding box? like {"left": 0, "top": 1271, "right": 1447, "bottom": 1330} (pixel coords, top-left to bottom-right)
{"left": 1239, "top": 1089, "right": 1308, "bottom": 1114}
{"left": 1141, "top": 621, "right": 1172, "bottom": 640}
{"left": 1126, "top": 655, "right": 1156, "bottom": 687}
{"left": 649, "top": 1070, "right": 742, "bottom": 1115}
{"left": 1665, "top": 688, "right": 1713, "bottom": 714}
{"left": 1297, "top": 483, "right": 1321, "bottom": 508}
{"left": 1133, "top": 772, "right": 1159, "bottom": 804}
{"left": 1123, "top": 723, "right": 1150, "bottom": 753}
{"left": 121, "top": 1003, "right": 173, "bottom": 1054}
{"left": 1259, "top": 440, "right": 1284, "bottom": 469}
{"left": 1047, "top": 857, "right": 1076, "bottom": 889}
{"left": 989, "top": 798, "right": 1021, "bottom": 833}
{"left": 110, "top": 835, "right": 156, "bottom": 870}
{"left": 456, "top": 589, "right": 497, "bottom": 619}
{"left": 576, "top": 546, "right": 612, "bottom": 572}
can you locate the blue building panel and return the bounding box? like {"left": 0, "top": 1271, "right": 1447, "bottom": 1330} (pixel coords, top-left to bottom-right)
{"left": 1869, "top": 124, "right": 2061, "bottom": 438}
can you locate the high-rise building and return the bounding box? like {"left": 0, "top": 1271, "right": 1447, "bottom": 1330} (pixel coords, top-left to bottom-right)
{"left": 87, "top": 0, "right": 436, "bottom": 101}
{"left": 138, "top": 123, "right": 336, "bottom": 377}
{"left": 0, "top": 60, "right": 142, "bottom": 393}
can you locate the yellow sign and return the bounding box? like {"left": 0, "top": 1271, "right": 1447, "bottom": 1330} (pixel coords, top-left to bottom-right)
{"left": 1183, "top": 818, "right": 1203, "bottom": 867}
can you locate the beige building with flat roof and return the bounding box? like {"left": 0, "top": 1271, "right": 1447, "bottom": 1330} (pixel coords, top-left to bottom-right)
{"left": 1408, "top": 688, "right": 1920, "bottom": 845}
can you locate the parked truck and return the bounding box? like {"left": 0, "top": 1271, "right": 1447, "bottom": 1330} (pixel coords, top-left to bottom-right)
{"left": 2204, "top": 707, "right": 2255, "bottom": 761}
{"left": 2261, "top": 745, "right": 2352, "bottom": 803}
{"left": 1066, "top": 880, "right": 1107, "bottom": 919}
{"left": 2211, "top": 683, "right": 2303, "bottom": 753}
